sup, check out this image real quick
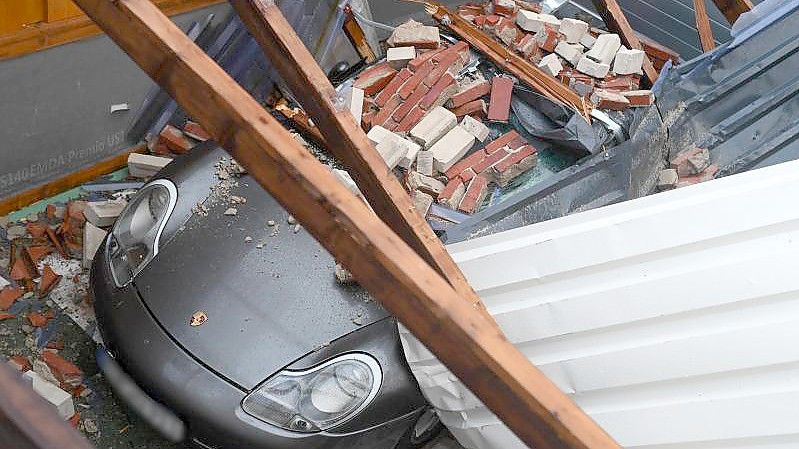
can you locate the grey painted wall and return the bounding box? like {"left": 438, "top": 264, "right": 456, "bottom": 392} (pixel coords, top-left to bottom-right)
{"left": 0, "top": 4, "right": 233, "bottom": 200}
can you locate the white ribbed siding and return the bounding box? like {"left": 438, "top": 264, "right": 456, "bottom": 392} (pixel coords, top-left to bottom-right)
{"left": 400, "top": 160, "right": 799, "bottom": 449}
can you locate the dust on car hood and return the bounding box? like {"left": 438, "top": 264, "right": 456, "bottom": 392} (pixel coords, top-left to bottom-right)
{"left": 133, "top": 151, "right": 388, "bottom": 390}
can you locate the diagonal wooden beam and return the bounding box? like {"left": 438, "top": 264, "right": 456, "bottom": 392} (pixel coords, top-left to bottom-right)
{"left": 694, "top": 0, "right": 717, "bottom": 52}
{"left": 229, "top": 0, "right": 492, "bottom": 320}
{"left": 71, "top": 1, "right": 622, "bottom": 448}
{"left": 591, "top": 0, "right": 659, "bottom": 85}
{"left": 711, "top": 0, "right": 753, "bottom": 24}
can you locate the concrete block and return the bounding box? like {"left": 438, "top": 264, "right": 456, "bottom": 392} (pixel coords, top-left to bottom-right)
{"left": 411, "top": 191, "right": 434, "bottom": 216}
{"left": 408, "top": 172, "right": 446, "bottom": 196}
{"left": 576, "top": 56, "right": 610, "bottom": 79}
{"left": 128, "top": 153, "right": 172, "bottom": 179}
{"left": 586, "top": 33, "right": 621, "bottom": 65}
{"left": 410, "top": 106, "right": 458, "bottom": 149}
{"left": 348, "top": 87, "right": 365, "bottom": 123}
{"left": 376, "top": 139, "right": 405, "bottom": 170}
{"left": 579, "top": 33, "right": 596, "bottom": 49}
{"left": 83, "top": 222, "right": 108, "bottom": 269}
{"left": 387, "top": 46, "right": 417, "bottom": 69}
{"left": 554, "top": 41, "right": 584, "bottom": 66}
{"left": 538, "top": 53, "right": 564, "bottom": 77}
{"left": 516, "top": 10, "right": 560, "bottom": 33}
{"left": 430, "top": 126, "right": 476, "bottom": 173}
{"left": 23, "top": 371, "right": 75, "bottom": 420}
{"left": 84, "top": 200, "right": 126, "bottom": 228}
{"left": 416, "top": 150, "right": 435, "bottom": 177}
{"left": 613, "top": 47, "right": 645, "bottom": 75}
{"left": 657, "top": 169, "right": 678, "bottom": 191}
{"left": 387, "top": 20, "right": 440, "bottom": 49}
{"left": 459, "top": 115, "right": 490, "bottom": 142}
{"left": 559, "top": 18, "right": 588, "bottom": 44}
{"left": 366, "top": 125, "right": 421, "bottom": 169}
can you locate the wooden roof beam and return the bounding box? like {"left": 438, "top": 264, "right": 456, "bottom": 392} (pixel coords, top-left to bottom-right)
{"left": 229, "top": 0, "right": 491, "bottom": 320}
{"left": 711, "top": 0, "right": 754, "bottom": 24}
{"left": 694, "top": 0, "right": 717, "bottom": 52}
{"left": 590, "top": 0, "right": 659, "bottom": 85}
{"left": 70, "top": 1, "right": 622, "bottom": 448}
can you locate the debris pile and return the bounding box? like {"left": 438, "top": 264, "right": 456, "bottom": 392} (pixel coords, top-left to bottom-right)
{"left": 455, "top": 1, "right": 655, "bottom": 110}
{"left": 658, "top": 146, "right": 718, "bottom": 190}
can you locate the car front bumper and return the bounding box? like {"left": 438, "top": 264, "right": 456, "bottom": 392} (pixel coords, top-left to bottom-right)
{"left": 90, "top": 240, "right": 420, "bottom": 449}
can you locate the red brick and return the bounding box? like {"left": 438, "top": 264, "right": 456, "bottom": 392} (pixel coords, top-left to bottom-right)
{"left": 396, "top": 106, "right": 426, "bottom": 132}
{"left": 152, "top": 142, "right": 172, "bottom": 156}
{"left": 183, "top": 121, "right": 210, "bottom": 141}
{"left": 507, "top": 135, "right": 528, "bottom": 151}
{"left": 458, "top": 168, "right": 478, "bottom": 183}
{"left": 26, "top": 222, "right": 47, "bottom": 239}
{"left": 0, "top": 312, "right": 14, "bottom": 321}
{"left": 483, "top": 130, "right": 520, "bottom": 154}
{"left": 39, "top": 265, "right": 61, "bottom": 297}
{"left": 392, "top": 84, "right": 429, "bottom": 122}
{"left": 375, "top": 72, "right": 410, "bottom": 107}
{"left": 26, "top": 246, "right": 52, "bottom": 264}
{"left": 485, "top": 14, "right": 500, "bottom": 26}
{"left": 599, "top": 74, "right": 641, "bottom": 91}
{"left": 537, "top": 26, "right": 560, "bottom": 53}
{"left": 677, "top": 164, "right": 719, "bottom": 187}
{"left": 399, "top": 60, "right": 434, "bottom": 99}
{"left": 46, "top": 204, "right": 58, "bottom": 221}
{"left": 493, "top": 0, "right": 517, "bottom": 16}
{"left": 354, "top": 63, "right": 398, "bottom": 95}
{"left": 434, "top": 41, "right": 469, "bottom": 66}
{"left": 459, "top": 4, "right": 485, "bottom": 15}
{"left": 474, "top": 15, "right": 487, "bottom": 27}
{"left": 41, "top": 352, "right": 83, "bottom": 387}
{"left": 472, "top": 147, "right": 511, "bottom": 173}
{"left": 398, "top": 68, "right": 414, "bottom": 80}
{"left": 27, "top": 312, "right": 49, "bottom": 327}
{"left": 449, "top": 80, "right": 491, "bottom": 109}
{"left": 458, "top": 176, "right": 489, "bottom": 214}
{"left": 46, "top": 227, "right": 66, "bottom": 258}
{"left": 420, "top": 73, "right": 456, "bottom": 110}
{"left": 372, "top": 94, "right": 403, "bottom": 126}
{"left": 8, "top": 355, "right": 31, "bottom": 372}
{"left": 383, "top": 120, "right": 399, "bottom": 132}
{"left": 46, "top": 340, "right": 65, "bottom": 350}
{"left": 439, "top": 178, "right": 465, "bottom": 201}
{"left": 407, "top": 48, "right": 444, "bottom": 71}
{"left": 487, "top": 76, "right": 514, "bottom": 122}
{"left": 450, "top": 99, "right": 487, "bottom": 118}
{"left": 622, "top": 90, "right": 654, "bottom": 107}
{"left": 159, "top": 125, "right": 193, "bottom": 154}
{"left": 445, "top": 150, "right": 489, "bottom": 179}
{"left": 423, "top": 51, "right": 460, "bottom": 88}
{"left": 493, "top": 145, "right": 538, "bottom": 172}
{"left": 10, "top": 257, "right": 34, "bottom": 281}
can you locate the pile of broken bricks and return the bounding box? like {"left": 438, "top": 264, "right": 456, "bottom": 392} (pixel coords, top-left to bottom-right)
{"left": 658, "top": 146, "right": 718, "bottom": 191}
{"left": 457, "top": 0, "right": 655, "bottom": 111}
{"left": 126, "top": 120, "right": 211, "bottom": 180}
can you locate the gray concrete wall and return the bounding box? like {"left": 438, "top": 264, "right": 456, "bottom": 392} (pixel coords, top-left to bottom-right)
{"left": 0, "top": 4, "right": 233, "bottom": 200}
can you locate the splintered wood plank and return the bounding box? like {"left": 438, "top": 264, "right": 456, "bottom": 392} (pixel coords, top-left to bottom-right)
{"left": 711, "top": 0, "right": 754, "bottom": 24}
{"left": 230, "top": 0, "right": 492, "bottom": 320}
{"left": 343, "top": 5, "right": 376, "bottom": 63}
{"left": 694, "top": 0, "right": 717, "bottom": 52}
{"left": 71, "top": 1, "right": 623, "bottom": 448}
{"left": 590, "top": 0, "right": 659, "bottom": 85}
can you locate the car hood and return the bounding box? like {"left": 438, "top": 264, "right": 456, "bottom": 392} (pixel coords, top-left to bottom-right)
{"left": 134, "top": 145, "right": 388, "bottom": 390}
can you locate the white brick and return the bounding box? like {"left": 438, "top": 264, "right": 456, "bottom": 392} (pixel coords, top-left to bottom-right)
{"left": 410, "top": 106, "right": 458, "bottom": 149}
{"left": 555, "top": 41, "right": 584, "bottom": 66}
{"left": 516, "top": 10, "right": 560, "bottom": 33}
{"left": 348, "top": 87, "right": 364, "bottom": 123}
{"left": 430, "top": 126, "right": 476, "bottom": 173}
{"left": 386, "top": 46, "right": 416, "bottom": 69}
{"left": 459, "top": 115, "right": 490, "bottom": 142}
{"left": 613, "top": 47, "right": 645, "bottom": 75}
{"left": 387, "top": 20, "right": 439, "bottom": 48}
{"left": 416, "top": 150, "right": 435, "bottom": 177}
{"left": 579, "top": 33, "right": 597, "bottom": 49}
{"left": 576, "top": 55, "right": 610, "bottom": 79}
{"left": 586, "top": 33, "right": 621, "bottom": 65}
{"left": 559, "top": 18, "right": 588, "bottom": 44}
{"left": 538, "top": 53, "right": 563, "bottom": 77}
{"left": 83, "top": 222, "right": 108, "bottom": 269}
{"left": 411, "top": 191, "right": 434, "bottom": 216}
{"left": 128, "top": 153, "right": 172, "bottom": 179}
{"left": 0, "top": 275, "right": 8, "bottom": 289}
{"left": 24, "top": 371, "right": 75, "bottom": 420}
{"left": 376, "top": 139, "right": 405, "bottom": 170}
{"left": 366, "top": 125, "right": 421, "bottom": 169}
{"left": 84, "top": 200, "right": 126, "bottom": 228}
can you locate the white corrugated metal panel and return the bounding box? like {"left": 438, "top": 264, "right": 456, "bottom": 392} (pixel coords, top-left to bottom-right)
{"left": 400, "top": 160, "right": 799, "bottom": 449}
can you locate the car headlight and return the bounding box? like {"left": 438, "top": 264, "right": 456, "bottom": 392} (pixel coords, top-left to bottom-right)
{"left": 107, "top": 179, "right": 177, "bottom": 287}
{"left": 242, "top": 353, "right": 382, "bottom": 433}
